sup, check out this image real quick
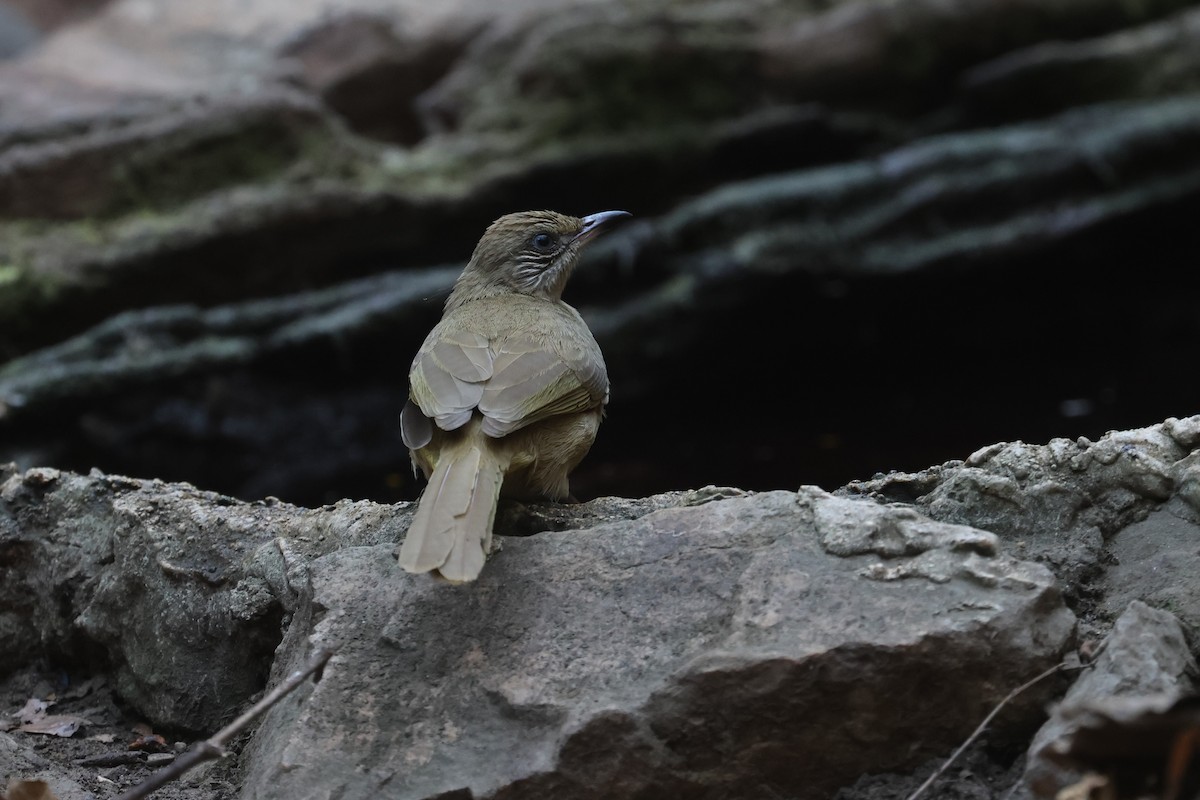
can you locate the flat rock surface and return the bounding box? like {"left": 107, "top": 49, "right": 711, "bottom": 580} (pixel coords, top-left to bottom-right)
{"left": 242, "top": 488, "right": 1074, "bottom": 800}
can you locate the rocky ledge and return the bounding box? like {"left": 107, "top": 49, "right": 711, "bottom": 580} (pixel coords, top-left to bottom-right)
{"left": 2, "top": 415, "right": 1198, "bottom": 799}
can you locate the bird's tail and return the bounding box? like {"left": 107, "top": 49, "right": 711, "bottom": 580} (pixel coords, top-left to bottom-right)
{"left": 398, "top": 436, "right": 505, "bottom": 583}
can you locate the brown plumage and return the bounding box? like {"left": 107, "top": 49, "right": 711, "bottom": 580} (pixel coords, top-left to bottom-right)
{"left": 398, "top": 209, "right": 630, "bottom": 582}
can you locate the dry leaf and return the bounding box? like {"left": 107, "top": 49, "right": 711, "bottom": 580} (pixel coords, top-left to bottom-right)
{"left": 89, "top": 733, "right": 117, "bottom": 744}
{"left": 14, "top": 699, "right": 52, "bottom": 725}
{"left": 18, "top": 714, "right": 89, "bottom": 738}
{"left": 3, "top": 779, "right": 61, "bottom": 800}
{"left": 11, "top": 696, "right": 89, "bottom": 738}
{"left": 1055, "top": 772, "right": 1115, "bottom": 800}
{"left": 129, "top": 733, "right": 169, "bottom": 752}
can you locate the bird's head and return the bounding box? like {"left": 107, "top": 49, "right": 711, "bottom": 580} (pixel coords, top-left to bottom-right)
{"left": 448, "top": 210, "right": 630, "bottom": 308}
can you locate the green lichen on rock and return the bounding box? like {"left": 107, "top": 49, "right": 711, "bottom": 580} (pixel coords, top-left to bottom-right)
{"left": 424, "top": 5, "right": 765, "bottom": 148}
{"left": 109, "top": 115, "right": 307, "bottom": 215}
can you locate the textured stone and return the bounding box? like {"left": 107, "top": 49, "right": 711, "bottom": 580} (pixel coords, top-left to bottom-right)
{"left": 1025, "top": 601, "right": 1197, "bottom": 797}
{"left": 2, "top": 0, "right": 1197, "bottom": 360}
{"left": 241, "top": 488, "right": 1074, "bottom": 800}
{"left": 842, "top": 417, "right": 1200, "bottom": 602}
{"left": 962, "top": 6, "right": 1200, "bottom": 121}
{"left": 1100, "top": 496, "right": 1200, "bottom": 635}
{"left": 0, "top": 463, "right": 707, "bottom": 732}
{"left": 0, "top": 464, "right": 407, "bottom": 732}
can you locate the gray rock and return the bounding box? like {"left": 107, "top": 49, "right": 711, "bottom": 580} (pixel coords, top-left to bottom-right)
{"left": 0, "top": 463, "right": 411, "bottom": 732}
{"left": 843, "top": 416, "right": 1200, "bottom": 604}
{"left": 1, "top": 0, "right": 1197, "bottom": 360}
{"left": 962, "top": 6, "right": 1200, "bottom": 121}
{"left": 0, "top": 5, "right": 38, "bottom": 59}
{"left": 1101, "top": 499, "right": 1200, "bottom": 636}
{"left": 5, "top": 98, "right": 1200, "bottom": 505}
{"left": 0, "top": 461, "right": 701, "bottom": 732}
{"left": 241, "top": 488, "right": 1074, "bottom": 800}
{"left": 1024, "top": 600, "right": 1197, "bottom": 797}
{"left": 10, "top": 409, "right": 1200, "bottom": 798}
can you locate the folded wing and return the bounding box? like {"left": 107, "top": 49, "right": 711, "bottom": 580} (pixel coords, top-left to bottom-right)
{"left": 408, "top": 329, "right": 607, "bottom": 440}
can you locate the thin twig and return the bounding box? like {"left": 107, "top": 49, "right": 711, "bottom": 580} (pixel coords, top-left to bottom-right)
{"left": 905, "top": 659, "right": 1090, "bottom": 800}
{"left": 114, "top": 648, "right": 334, "bottom": 800}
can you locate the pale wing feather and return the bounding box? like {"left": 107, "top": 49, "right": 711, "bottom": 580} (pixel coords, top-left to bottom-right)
{"left": 400, "top": 399, "right": 433, "bottom": 450}
{"left": 427, "top": 333, "right": 493, "bottom": 381}
{"left": 481, "top": 349, "right": 576, "bottom": 418}
{"left": 478, "top": 334, "right": 607, "bottom": 437}
{"left": 409, "top": 330, "right": 494, "bottom": 432}
{"left": 558, "top": 338, "right": 610, "bottom": 406}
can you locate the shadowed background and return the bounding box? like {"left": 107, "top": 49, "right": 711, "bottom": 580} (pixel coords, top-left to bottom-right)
{"left": 0, "top": 0, "right": 1197, "bottom": 506}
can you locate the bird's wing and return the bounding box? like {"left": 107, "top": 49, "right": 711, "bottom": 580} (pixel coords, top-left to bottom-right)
{"left": 478, "top": 332, "right": 608, "bottom": 437}
{"left": 409, "top": 330, "right": 494, "bottom": 432}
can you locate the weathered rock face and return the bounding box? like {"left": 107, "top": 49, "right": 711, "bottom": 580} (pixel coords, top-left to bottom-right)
{"left": 0, "top": 461, "right": 1076, "bottom": 798}
{"left": 240, "top": 489, "right": 1073, "bottom": 800}
{"left": 0, "top": 463, "right": 339, "bottom": 732}
{"left": 2, "top": 0, "right": 1200, "bottom": 792}
{"left": 2, "top": 0, "right": 1200, "bottom": 505}
{"left": 2, "top": 416, "right": 1199, "bottom": 798}
{"left": 0, "top": 460, "right": 688, "bottom": 733}
{"left": 1100, "top": 485, "right": 1200, "bottom": 635}
{"left": 842, "top": 416, "right": 1200, "bottom": 611}
{"left": 1024, "top": 600, "right": 1197, "bottom": 798}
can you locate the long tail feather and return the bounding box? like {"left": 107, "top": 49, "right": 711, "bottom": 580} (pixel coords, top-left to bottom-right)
{"left": 398, "top": 442, "right": 504, "bottom": 583}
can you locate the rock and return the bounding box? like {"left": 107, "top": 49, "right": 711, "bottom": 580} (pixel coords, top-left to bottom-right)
{"left": 842, "top": 417, "right": 1200, "bottom": 604}
{"left": 2, "top": 0, "right": 1198, "bottom": 359}
{"left": 4, "top": 95, "right": 1200, "bottom": 504}
{"left": 1092, "top": 407, "right": 1200, "bottom": 635}
{"left": 280, "top": 12, "right": 475, "bottom": 146}
{"left": 11, "top": 409, "right": 1200, "bottom": 797}
{"left": 1100, "top": 494, "right": 1200, "bottom": 638}
{"left": 2, "top": 1, "right": 1200, "bottom": 504}
{"left": 1024, "top": 601, "right": 1197, "bottom": 797}
{"left": 241, "top": 487, "right": 1073, "bottom": 800}
{"left": 0, "top": 464, "right": 405, "bottom": 732}
{"left": 759, "top": 0, "right": 1192, "bottom": 111}
{"left": 962, "top": 6, "right": 1200, "bottom": 122}
{"left": 0, "top": 461, "right": 701, "bottom": 731}
{"left": 0, "top": 5, "right": 38, "bottom": 59}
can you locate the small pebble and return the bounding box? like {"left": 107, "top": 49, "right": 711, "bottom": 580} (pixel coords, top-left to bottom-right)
{"left": 174, "top": 741, "right": 188, "bottom": 752}
{"left": 146, "top": 752, "right": 176, "bottom": 766}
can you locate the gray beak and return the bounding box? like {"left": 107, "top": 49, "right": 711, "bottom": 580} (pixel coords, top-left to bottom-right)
{"left": 576, "top": 210, "right": 632, "bottom": 243}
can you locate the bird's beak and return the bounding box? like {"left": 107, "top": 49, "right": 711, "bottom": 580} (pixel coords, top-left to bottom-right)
{"left": 575, "top": 210, "right": 632, "bottom": 244}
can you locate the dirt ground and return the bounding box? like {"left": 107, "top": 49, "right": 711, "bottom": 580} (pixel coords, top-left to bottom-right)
{"left": 835, "top": 744, "right": 1028, "bottom": 800}
{"left": 1, "top": 664, "right": 244, "bottom": 800}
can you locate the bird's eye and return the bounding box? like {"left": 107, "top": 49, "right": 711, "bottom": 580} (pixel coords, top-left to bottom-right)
{"left": 530, "top": 232, "right": 557, "bottom": 253}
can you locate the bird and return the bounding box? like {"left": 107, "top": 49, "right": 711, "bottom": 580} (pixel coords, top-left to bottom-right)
{"left": 398, "top": 209, "right": 630, "bottom": 583}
